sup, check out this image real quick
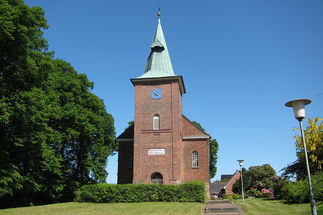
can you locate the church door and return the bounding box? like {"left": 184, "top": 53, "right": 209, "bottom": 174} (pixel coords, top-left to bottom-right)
{"left": 151, "top": 172, "right": 163, "bottom": 184}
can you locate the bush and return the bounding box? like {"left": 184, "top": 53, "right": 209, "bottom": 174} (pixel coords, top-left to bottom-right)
{"left": 312, "top": 171, "right": 323, "bottom": 201}
{"left": 259, "top": 188, "right": 273, "bottom": 198}
{"left": 246, "top": 188, "right": 261, "bottom": 198}
{"left": 280, "top": 171, "right": 323, "bottom": 203}
{"left": 232, "top": 194, "right": 241, "bottom": 199}
{"left": 281, "top": 180, "right": 307, "bottom": 203}
{"left": 222, "top": 193, "right": 248, "bottom": 200}
{"left": 75, "top": 181, "right": 205, "bottom": 203}
{"left": 221, "top": 194, "right": 233, "bottom": 200}
{"left": 272, "top": 176, "right": 286, "bottom": 199}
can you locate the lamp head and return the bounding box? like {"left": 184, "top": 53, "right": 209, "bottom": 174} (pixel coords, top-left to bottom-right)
{"left": 285, "top": 99, "right": 311, "bottom": 121}
{"left": 237, "top": 159, "right": 244, "bottom": 167}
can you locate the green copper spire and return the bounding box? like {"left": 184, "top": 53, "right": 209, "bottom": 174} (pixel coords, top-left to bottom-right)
{"left": 137, "top": 18, "right": 176, "bottom": 78}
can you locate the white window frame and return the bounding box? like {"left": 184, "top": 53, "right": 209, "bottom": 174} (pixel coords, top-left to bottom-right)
{"left": 192, "top": 151, "right": 198, "bottom": 168}
{"left": 153, "top": 114, "right": 160, "bottom": 130}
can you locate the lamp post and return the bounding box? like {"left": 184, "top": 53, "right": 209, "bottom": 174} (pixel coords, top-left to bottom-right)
{"left": 285, "top": 99, "right": 317, "bottom": 215}
{"left": 237, "top": 159, "right": 245, "bottom": 203}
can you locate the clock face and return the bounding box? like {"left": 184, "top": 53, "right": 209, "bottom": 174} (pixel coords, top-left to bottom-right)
{"left": 151, "top": 88, "right": 162, "bottom": 99}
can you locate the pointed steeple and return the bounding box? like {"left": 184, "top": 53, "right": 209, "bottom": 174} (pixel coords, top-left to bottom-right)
{"left": 137, "top": 18, "right": 176, "bottom": 78}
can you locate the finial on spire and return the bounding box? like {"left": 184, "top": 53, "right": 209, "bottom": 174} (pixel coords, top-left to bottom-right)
{"left": 157, "top": 7, "right": 161, "bottom": 17}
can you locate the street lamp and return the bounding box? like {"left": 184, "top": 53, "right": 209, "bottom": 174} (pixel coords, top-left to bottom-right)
{"left": 285, "top": 99, "right": 317, "bottom": 215}
{"left": 237, "top": 159, "right": 245, "bottom": 203}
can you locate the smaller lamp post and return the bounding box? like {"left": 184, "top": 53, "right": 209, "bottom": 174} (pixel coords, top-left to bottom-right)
{"left": 285, "top": 99, "right": 317, "bottom": 215}
{"left": 237, "top": 159, "right": 245, "bottom": 203}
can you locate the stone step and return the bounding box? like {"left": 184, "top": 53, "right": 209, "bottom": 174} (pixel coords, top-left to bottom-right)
{"left": 206, "top": 200, "right": 232, "bottom": 204}
{"left": 204, "top": 212, "right": 242, "bottom": 215}
{"left": 203, "top": 200, "right": 245, "bottom": 215}
{"left": 204, "top": 207, "right": 239, "bottom": 213}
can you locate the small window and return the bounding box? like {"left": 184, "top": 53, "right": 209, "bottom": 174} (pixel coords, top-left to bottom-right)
{"left": 127, "top": 154, "right": 133, "bottom": 169}
{"left": 192, "top": 151, "right": 198, "bottom": 167}
{"left": 153, "top": 114, "right": 160, "bottom": 130}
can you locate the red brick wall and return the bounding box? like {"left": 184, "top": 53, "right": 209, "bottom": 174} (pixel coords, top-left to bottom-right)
{"left": 135, "top": 132, "right": 173, "bottom": 183}
{"left": 182, "top": 116, "right": 206, "bottom": 136}
{"left": 133, "top": 79, "right": 183, "bottom": 184}
{"left": 225, "top": 171, "right": 241, "bottom": 194}
{"left": 182, "top": 116, "right": 209, "bottom": 183}
{"left": 130, "top": 78, "right": 209, "bottom": 188}
{"left": 182, "top": 140, "right": 209, "bottom": 183}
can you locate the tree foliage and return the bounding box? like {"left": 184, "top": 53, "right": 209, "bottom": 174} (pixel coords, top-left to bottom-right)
{"left": 0, "top": 0, "right": 116, "bottom": 207}
{"left": 281, "top": 117, "right": 323, "bottom": 180}
{"left": 294, "top": 117, "right": 323, "bottom": 171}
{"left": 232, "top": 164, "right": 277, "bottom": 194}
{"left": 281, "top": 158, "right": 307, "bottom": 180}
{"left": 192, "top": 121, "right": 219, "bottom": 179}
{"left": 125, "top": 121, "right": 134, "bottom": 130}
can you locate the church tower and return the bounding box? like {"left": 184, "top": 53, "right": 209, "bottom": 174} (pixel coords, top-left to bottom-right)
{"left": 117, "top": 16, "right": 210, "bottom": 186}
{"left": 131, "top": 17, "right": 185, "bottom": 184}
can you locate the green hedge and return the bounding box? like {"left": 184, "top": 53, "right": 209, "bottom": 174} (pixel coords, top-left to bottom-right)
{"left": 74, "top": 181, "right": 205, "bottom": 203}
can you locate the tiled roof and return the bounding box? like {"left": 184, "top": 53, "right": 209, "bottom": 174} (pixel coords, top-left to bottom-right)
{"left": 210, "top": 182, "right": 227, "bottom": 194}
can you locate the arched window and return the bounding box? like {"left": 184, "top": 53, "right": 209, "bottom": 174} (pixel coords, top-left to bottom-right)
{"left": 192, "top": 151, "right": 198, "bottom": 167}
{"left": 151, "top": 172, "right": 163, "bottom": 184}
{"left": 153, "top": 114, "right": 160, "bottom": 130}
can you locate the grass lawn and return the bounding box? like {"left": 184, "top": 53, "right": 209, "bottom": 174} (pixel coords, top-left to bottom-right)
{"left": 0, "top": 202, "right": 203, "bottom": 215}
{"left": 234, "top": 198, "right": 323, "bottom": 215}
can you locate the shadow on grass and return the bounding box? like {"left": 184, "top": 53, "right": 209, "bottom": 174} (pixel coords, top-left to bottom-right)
{"left": 261, "top": 198, "right": 323, "bottom": 215}
{"left": 261, "top": 198, "right": 277, "bottom": 201}
{"left": 260, "top": 198, "right": 300, "bottom": 204}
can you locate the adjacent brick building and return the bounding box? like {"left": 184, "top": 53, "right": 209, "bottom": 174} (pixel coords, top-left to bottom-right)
{"left": 210, "top": 171, "right": 241, "bottom": 196}
{"left": 116, "top": 17, "right": 210, "bottom": 188}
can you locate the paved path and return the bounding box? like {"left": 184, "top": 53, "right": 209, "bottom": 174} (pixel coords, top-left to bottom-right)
{"left": 203, "top": 200, "right": 246, "bottom": 215}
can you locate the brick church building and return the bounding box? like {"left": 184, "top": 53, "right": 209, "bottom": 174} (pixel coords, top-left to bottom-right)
{"left": 116, "top": 17, "right": 210, "bottom": 187}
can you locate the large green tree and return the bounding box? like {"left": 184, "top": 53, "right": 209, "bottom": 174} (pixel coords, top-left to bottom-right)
{"left": 0, "top": 0, "right": 116, "bottom": 207}
{"left": 232, "top": 164, "right": 277, "bottom": 194}
{"left": 281, "top": 117, "right": 323, "bottom": 180}
{"left": 192, "top": 121, "right": 219, "bottom": 179}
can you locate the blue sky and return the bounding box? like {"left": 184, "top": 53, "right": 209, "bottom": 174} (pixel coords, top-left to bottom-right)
{"left": 25, "top": 0, "right": 323, "bottom": 183}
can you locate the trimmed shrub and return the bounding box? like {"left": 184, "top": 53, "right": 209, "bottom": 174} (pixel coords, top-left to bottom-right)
{"left": 74, "top": 181, "right": 205, "bottom": 203}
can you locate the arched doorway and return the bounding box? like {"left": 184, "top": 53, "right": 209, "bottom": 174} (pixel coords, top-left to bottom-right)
{"left": 151, "top": 172, "right": 163, "bottom": 184}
